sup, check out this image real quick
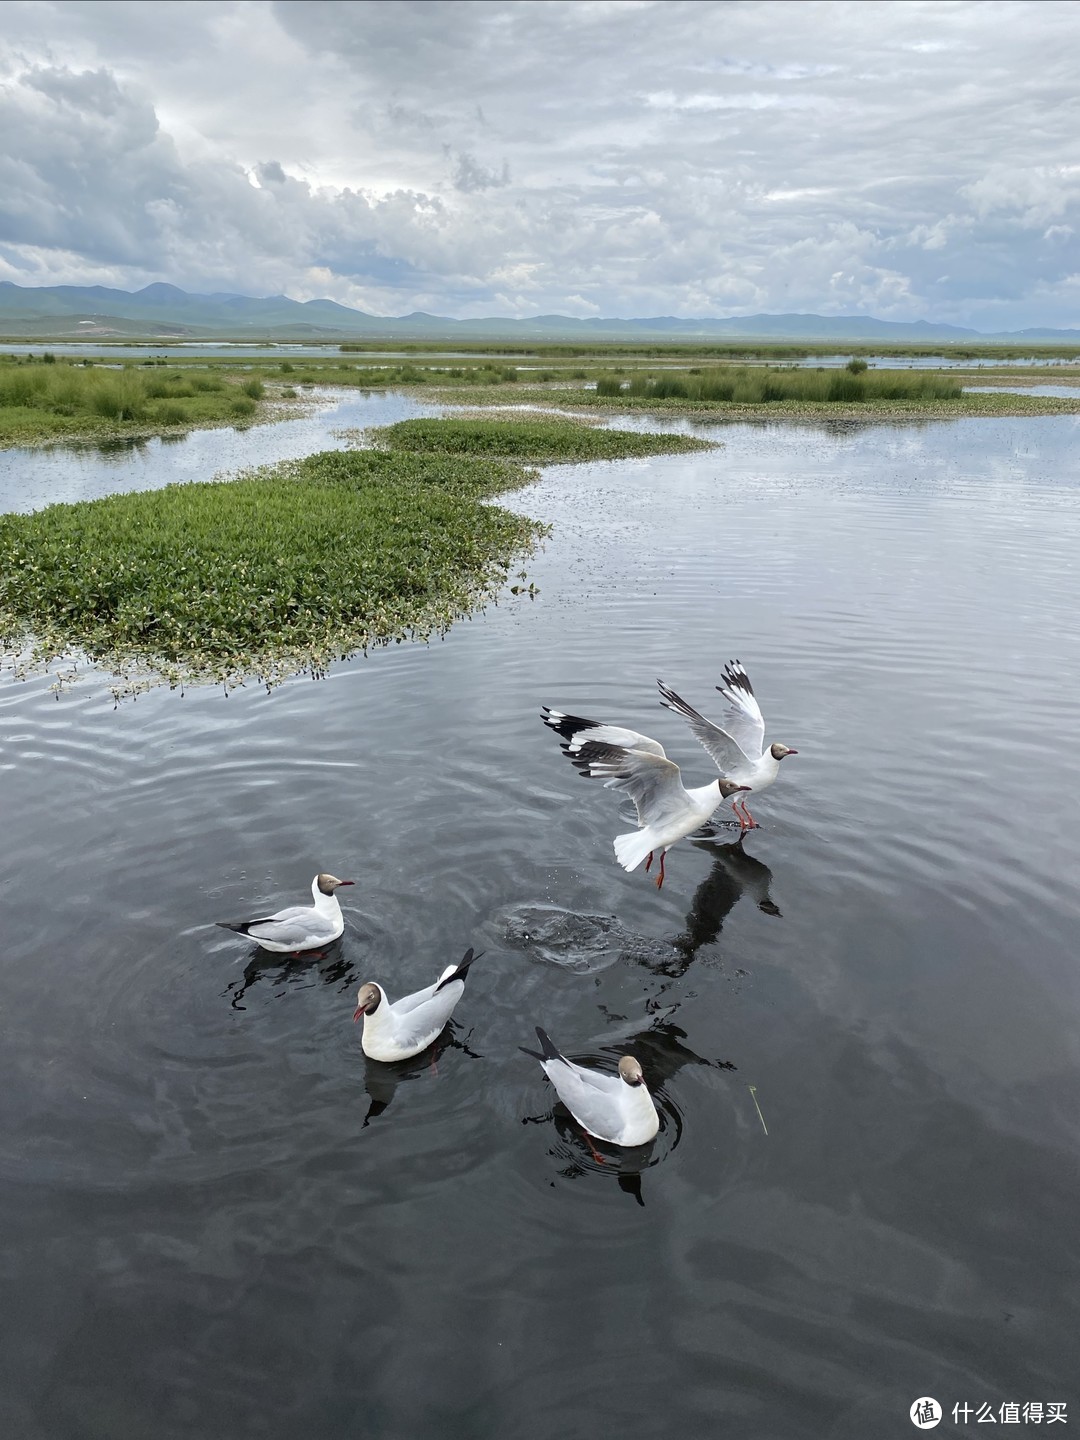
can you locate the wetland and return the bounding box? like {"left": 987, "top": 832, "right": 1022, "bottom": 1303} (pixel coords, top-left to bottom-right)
{"left": 1, "top": 378, "right": 1079, "bottom": 1438}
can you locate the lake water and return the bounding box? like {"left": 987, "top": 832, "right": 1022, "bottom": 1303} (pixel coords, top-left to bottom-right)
{"left": 1, "top": 404, "right": 1079, "bottom": 1438}
{"left": 5, "top": 342, "right": 1080, "bottom": 369}
{"left": 962, "top": 384, "right": 1080, "bottom": 397}
{"left": 795, "top": 354, "right": 1080, "bottom": 369}
{"left": 0, "top": 389, "right": 441, "bottom": 512}
{"left": 0, "top": 343, "right": 529, "bottom": 362}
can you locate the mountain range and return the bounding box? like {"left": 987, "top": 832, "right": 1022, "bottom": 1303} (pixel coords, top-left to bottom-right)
{"left": 1, "top": 281, "right": 1077, "bottom": 343}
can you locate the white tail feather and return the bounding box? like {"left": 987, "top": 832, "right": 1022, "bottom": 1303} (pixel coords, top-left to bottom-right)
{"left": 613, "top": 829, "right": 657, "bottom": 872}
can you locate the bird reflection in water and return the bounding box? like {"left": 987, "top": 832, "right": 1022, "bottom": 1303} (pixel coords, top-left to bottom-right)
{"left": 633, "top": 836, "right": 782, "bottom": 1008}
{"left": 361, "top": 1023, "right": 483, "bottom": 1126}
{"left": 675, "top": 832, "right": 781, "bottom": 956}
{"left": 222, "top": 937, "right": 355, "bottom": 1010}
{"left": 524, "top": 1019, "right": 735, "bottom": 1206}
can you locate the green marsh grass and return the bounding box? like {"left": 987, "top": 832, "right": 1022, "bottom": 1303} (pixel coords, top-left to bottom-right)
{"left": 0, "top": 449, "right": 545, "bottom": 690}
{"left": 0, "top": 358, "right": 273, "bottom": 444}
{"left": 371, "top": 416, "right": 714, "bottom": 462}
{"left": 0, "top": 416, "right": 713, "bottom": 690}
{"left": 432, "top": 378, "right": 1080, "bottom": 421}
{"left": 608, "top": 367, "right": 964, "bottom": 403}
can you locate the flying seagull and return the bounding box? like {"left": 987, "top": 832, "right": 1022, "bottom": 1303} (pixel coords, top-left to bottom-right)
{"left": 658, "top": 661, "right": 797, "bottom": 830}
{"left": 541, "top": 707, "right": 748, "bottom": 888}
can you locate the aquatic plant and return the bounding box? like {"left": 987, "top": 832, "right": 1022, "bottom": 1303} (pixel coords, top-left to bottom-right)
{"left": 0, "top": 449, "right": 545, "bottom": 691}
{"left": 371, "top": 417, "right": 714, "bottom": 462}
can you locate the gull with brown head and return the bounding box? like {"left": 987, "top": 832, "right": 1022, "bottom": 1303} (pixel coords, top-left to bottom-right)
{"left": 541, "top": 707, "right": 749, "bottom": 889}
{"left": 353, "top": 948, "right": 483, "bottom": 1062}
{"left": 658, "top": 660, "right": 798, "bottom": 831}
{"left": 520, "top": 1027, "right": 660, "bottom": 1148}
{"left": 215, "top": 872, "right": 354, "bottom": 955}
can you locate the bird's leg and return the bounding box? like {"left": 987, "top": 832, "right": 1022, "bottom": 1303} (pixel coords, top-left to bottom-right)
{"left": 644, "top": 850, "right": 654, "bottom": 873}
{"left": 734, "top": 799, "right": 758, "bottom": 831}
{"left": 584, "top": 1132, "right": 607, "bottom": 1165}
{"left": 655, "top": 851, "right": 667, "bottom": 890}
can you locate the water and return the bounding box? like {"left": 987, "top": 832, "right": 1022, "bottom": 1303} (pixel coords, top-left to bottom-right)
{"left": 0, "top": 388, "right": 440, "bottom": 512}
{"left": 6, "top": 342, "right": 1080, "bottom": 369}
{"left": 962, "top": 384, "right": 1080, "bottom": 397}
{"left": 0, "top": 343, "right": 533, "bottom": 361}
{"left": 796, "top": 354, "right": 1080, "bottom": 369}
{"left": 1, "top": 411, "right": 1079, "bottom": 1438}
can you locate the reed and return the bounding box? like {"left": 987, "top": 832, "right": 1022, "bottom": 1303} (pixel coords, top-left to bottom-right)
{"left": 0, "top": 359, "right": 268, "bottom": 442}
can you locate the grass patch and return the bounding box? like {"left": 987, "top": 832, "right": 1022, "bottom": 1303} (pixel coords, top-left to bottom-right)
{"left": 432, "top": 382, "right": 1080, "bottom": 422}
{"left": 0, "top": 358, "right": 277, "bottom": 444}
{"left": 597, "top": 366, "right": 963, "bottom": 403}
{"left": 0, "top": 450, "right": 544, "bottom": 692}
{"left": 370, "top": 416, "right": 714, "bottom": 462}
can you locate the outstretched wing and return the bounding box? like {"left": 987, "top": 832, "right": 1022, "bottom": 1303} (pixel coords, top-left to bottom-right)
{"left": 715, "top": 660, "right": 766, "bottom": 761}
{"left": 564, "top": 741, "right": 690, "bottom": 828}
{"left": 657, "top": 678, "right": 760, "bottom": 773}
{"left": 542, "top": 708, "right": 667, "bottom": 758}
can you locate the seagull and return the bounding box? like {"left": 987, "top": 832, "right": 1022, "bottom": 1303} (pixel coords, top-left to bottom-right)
{"left": 519, "top": 1027, "right": 660, "bottom": 1147}
{"left": 658, "top": 661, "right": 797, "bottom": 831}
{"left": 353, "top": 948, "right": 482, "bottom": 1062}
{"left": 541, "top": 707, "right": 749, "bottom": 889}
{"left": 215, "top": 872, "right": 354, "bottom": 954}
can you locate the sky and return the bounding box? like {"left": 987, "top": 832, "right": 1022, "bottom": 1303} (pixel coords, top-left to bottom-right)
{"left": 1, "top": 0, "right": 1079, "bottom": 328}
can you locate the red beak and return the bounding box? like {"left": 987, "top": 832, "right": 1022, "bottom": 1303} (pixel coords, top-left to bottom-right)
{"left": 786, "top": 750, "right": 799, "bottom": 756}
{"left": 352, "top": 1006, "right": 364, "bottom": 1023}
{"left": 338, "top": 880, "right": 356, "bottom": 887}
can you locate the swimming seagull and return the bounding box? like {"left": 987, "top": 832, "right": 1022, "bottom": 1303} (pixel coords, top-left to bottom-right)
{"left": 519, "top": 1027, "right": 660, "bottom": 1147}
{"left": 541, "top": 708, "right": 749, "bottom": 889}
{"left": 658, "top": 661, "right": 797, "bottom": 831}
{"left": 353, "top": 948, "right": 483, "bottom": 1062}
{"left": 215, "top": 872, "right": 354, "bottom": 954}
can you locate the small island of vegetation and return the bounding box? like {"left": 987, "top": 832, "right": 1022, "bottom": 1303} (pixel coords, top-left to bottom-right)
{"left": 0, "top": 416, "right": 715, "bottom": 694}
{"left": 0, "top": 355, "right": 285, "bottom": 446}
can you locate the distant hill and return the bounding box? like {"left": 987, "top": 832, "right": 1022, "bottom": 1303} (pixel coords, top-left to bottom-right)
{"left": 1, "top": 281, "right": 1077, "bottom": 343}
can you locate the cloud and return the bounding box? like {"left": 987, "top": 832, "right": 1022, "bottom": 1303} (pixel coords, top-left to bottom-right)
{"left": 450, "top": 150, "right": 510, "bottom": 193}
{"left": 0, "top": 0, "right": 1079, "bottom": 327}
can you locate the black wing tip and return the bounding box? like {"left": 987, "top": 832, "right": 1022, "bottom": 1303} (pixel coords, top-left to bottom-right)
{"left": 718, "top": 659, "right": 754, "bottom": 695}
{"left": 216, "top": 918, "right": 269, "bottom": 934}
{"left": 519, "top": 1045, "right": 545, "bottom": 1062}
{"left": 534, "top": 1026, "right": 562, "bottom": 1060}
{"left": 657, "top": 679, "right": 689, "bottom": 708}
{"left": 543, "top": 709, "right": 600, "bottom": 740}
{"left": 436, "top": 946, "right": 484, "bottom": 991}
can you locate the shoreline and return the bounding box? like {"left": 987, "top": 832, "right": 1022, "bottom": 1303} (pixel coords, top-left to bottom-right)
{"left": 429, "top": 385, "right": 1080, "bottom": 423}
